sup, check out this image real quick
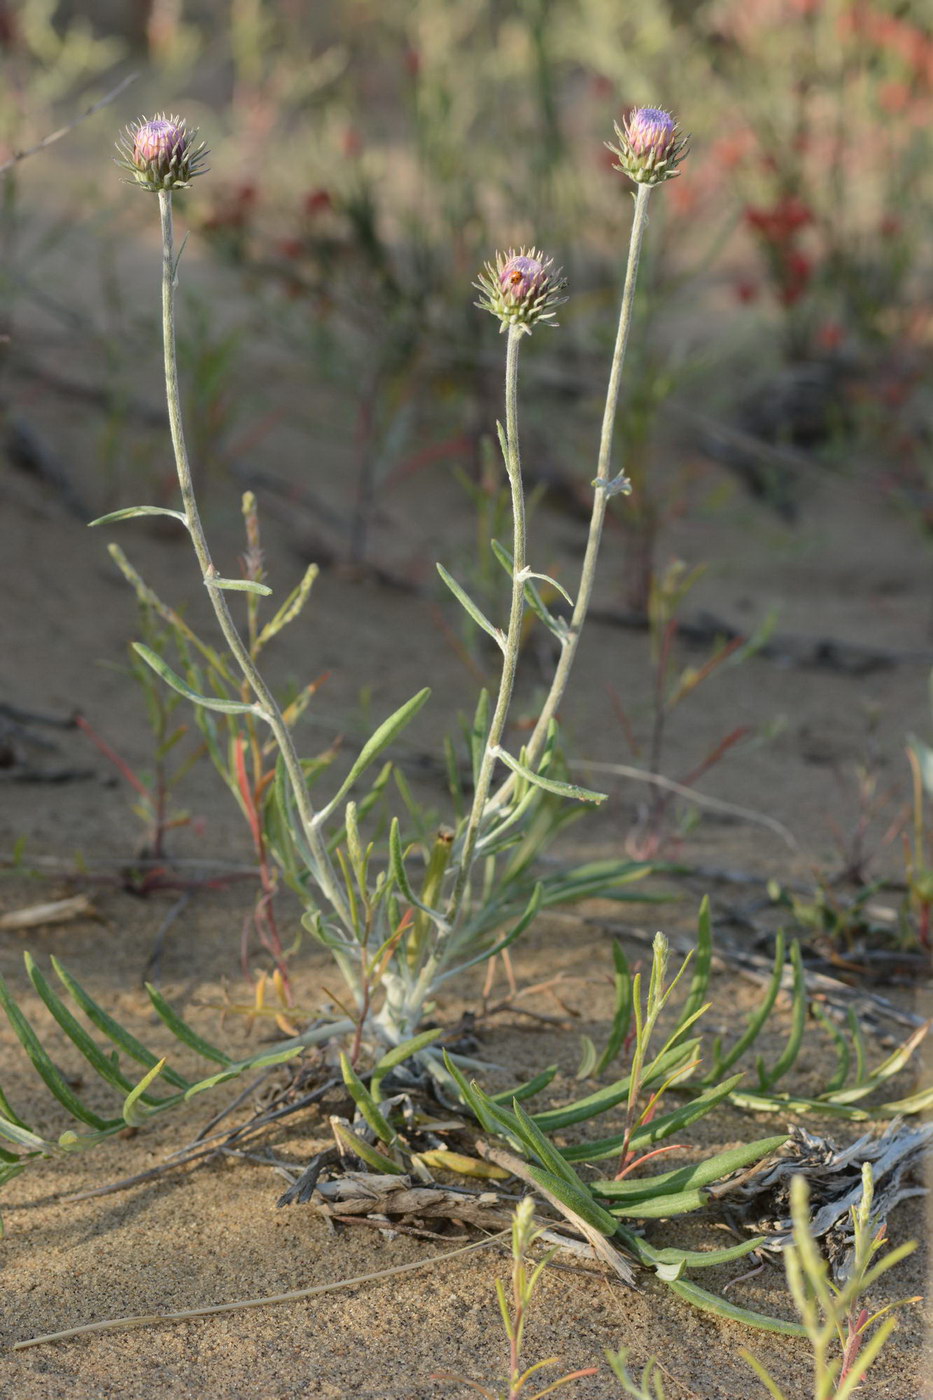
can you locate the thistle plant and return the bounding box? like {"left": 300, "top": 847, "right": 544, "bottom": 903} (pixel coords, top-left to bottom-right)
{"left": 72, "top": 106, "right": 692, "bottom": 1063}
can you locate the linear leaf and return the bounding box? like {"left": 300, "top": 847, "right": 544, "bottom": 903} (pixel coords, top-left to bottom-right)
{"left": 666, "top": 1278, "right": 806, "bottom": 1336}
{"left": 332, "top": 1120, "right": 406, "bottom": 1174}
{"left": 594, "top": 942, "right": 632, "bottom": 1076}
{"left": 511, "top": 1099, "right": 585, "bottom": 1189}
{"left": 205, "top": 577, "right": 273, "bottom": 596}
{"left": 0, "top": 1117, "right": 56, "bottom": 1153}
{"left": 756, "top": 940, "right": 806, "bottom": 1089}
{"left": 123, "top": 1059, "right": 168, "bottom": 1126}
{"left": 144, "top": 985, "right": 232, "bottom": 1065}
{"left": 183, "top": 1047, "right": 301, "bottom": 1099}
{"left": 674, "top": 896, "right": 713, "bottom": 1042}
{"left": 132, "top": 644, "right": 261, "bottom": 716}
{"left": 24, "top": 954, "right": 169, "bottom": 1107}
{"left": 341, "top": 1053, "right": 396, "bottom": 1145}
{"left": 492, "top": 747, "right": 606, "bottom": 804}
{"left": 559, "top": 1075, "right": 744, "bottom": 1161}
{"left": 371, "top": 1028, "right": 444, "bottom": 1101}
{"left": 52, "top": 957, "right": 191, "bottom": 1090}
{"left": 525, "top": 1164, "right": 619, "bottom": 1236}
{"left": 489, "top": 1065, "right": 558, "bottom": 1106}
{"left": 316, "top": 688, "right": 431, "bottom": 823}
{"left": 592, "top": 1135, "right": 788, "bottom": 1200}
{"left": 702, "top": 930, "right": 785, "bottom": 1084}
{"left": 0, "top": 974, "right": 119, "bottom": 1131}
{"left": 531, "top": 1041, "right": 697, "bottom": 1134}
{"left": 637, "top": 1235, "right": 767, "bottom": 1269}
{"left": 436, "top": 564, "right": 502, "bottom": 647}
{"left": 89, "top": 506, "right": 188, "bottom": 527}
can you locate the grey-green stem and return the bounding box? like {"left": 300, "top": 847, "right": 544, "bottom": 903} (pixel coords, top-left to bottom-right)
{"left": 445, "top": 321, "right": 528, "bottom": 925}
{"left": 492, "top": 181, "right": 653, "bottom": 804}
{"left": 156, "top": 191, "right": 355, "bottom": 943}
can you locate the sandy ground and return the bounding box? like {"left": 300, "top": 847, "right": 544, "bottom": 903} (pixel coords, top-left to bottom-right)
{"left": 1, "top": 155, "right": 932, "bottom": 1399}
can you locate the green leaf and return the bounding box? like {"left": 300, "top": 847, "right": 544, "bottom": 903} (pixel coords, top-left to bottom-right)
{"left": 674, "top": 896, "right": 712, "bottom": 1043}
{"left": 0, "top": 973, "right": 120, "bottom": 1132}
{"left": 205, "top": 577, "right": 273, "bottom": 596}
{"left": 255, "top": 563, "right": 318, "bottom": 653}
{"left": 442, "top": 1053, "right": 523, "bottom": 1144}
{"left": 756, "top": 940, "right": 806, "bottom": 1090}
{"left": 436, "top": 564, "right": 502, "bottom": 648}
{"left": 610, "top": 1186, "right": 710, "bottom": 1218}
{"left": 24, "top": 953, "right": 169, "bottom": 1107}
{"left": 183, "top": 1047, "right": 301, "bottom": 1099}
{"left": 332, "top": 1120, "right": 406, "bottom": 1174}
{"left": 812, "top": 1004, "right": 850, "bottom": 1095}
{"left": 438, "top": 883, "right": 543, "bottom": 983}
{"left": 0, "top": 1117, "right": 57, "bottom": 1154}
{"left": 341, "top": 1053, "right": 396, "bottom": 1145}
{"left": 123, "top": 1059, "right": 168, "bottom": 1126}
{"left": 89, "top": 506, "right": 188, "bottom": 527}
{"left": 510, "top": 1098, "right": 586, "bottom": 1190}
{"left": 594, "top": 942, "right": 632, "bottom": 1076}
{"left": 489, "top": 1065, "right": 558, "bottom": 1106}
{"left": 144, "top": 985, "right": 233, "bottom": 1066}
{"left": 702, "top": 930, "right": 785, "bottom": 1084}
{"left": 132, "top": 644, "right": 262, "bottom": 716}
{"left": 665, "top": 1278, "right": 806, "bottom": 1336}
{"left": 636, "top": 1235, "right": 767, "bottom": 1269}
{"left": 490, "top": 539, "right": 569, "bottom": 642}
{"left": 51, "top": 957, "right": 191, "bottom": 1091}
{"left": 370, "top": 1028, "right": 444, "bottom": 1102}
{"left": 526, "top": 1163, "right": 619, "bottom": 1236}
{"left": 531, "top": 1041, "right": 697, "bottom": 1134}
{"left": 316, "top": 689, "right": 431, "bottom": 823}
{"left": 592, "top": 1135, "right": 788, "bottom": 1200}
{"left": 559, "top": 1074, "right": 744, "bottom": 1161}
{"left": 492, "top": 746, "right": 607, "bottom": 804}
{"left": 576, "top": 1036, "right": 598, "bottom": 1079}
{"left": 908, "top": 735, "right": 933, "bottom": 798}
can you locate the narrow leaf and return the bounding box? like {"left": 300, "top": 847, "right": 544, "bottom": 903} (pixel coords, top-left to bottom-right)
{"left": 123, "top": 1059, "right": 168, "bottom": 1126}
{"left": 332, "top": 1120, "right": 406, "bottom": 1174}
{"left": 666, "top": 1278, "right": 806, "bottom": 1336}
{"left": 317, "top": 689, "right": 431, "bottom": 822}
{"left": 89, "top": 506, "right": 187, "bottom": 527}
{"left": 52, "top": 957, "right": 191, "bottom": 1090}
{"left": 145, "top": 985, "right": 232, "bottom": 1065}
{"left": 132, "top": 644, "right": 261, "bottom": 716}
{"left": 492, "top": 746, "right": 607, "bottom": 804}
{"left": 436, "top": 564, "right": 502, "bottom": 648}
{"left": 0, "top": 975, "right": 119, "bottom": 1131}
{"left": 371, "top": 1028, "right": 444, "bottom": 1101}
{"left": 205, "top": 577, "right": 273, "bottom": 596}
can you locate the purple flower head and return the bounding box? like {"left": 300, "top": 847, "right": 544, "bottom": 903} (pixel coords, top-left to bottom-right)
{"left": 116, "top": 113, "right": 209, "bottom": 192}
{"left": 499, "top": 254, "right": 549, "bottom": 303}
{"left": 607, "top": 106, "right": 688, "bottom": 187}
{"left": 133, "top": 118, "right": 184, "bottom": 171}
{"left": 625, "top": 108, "right": 677, "bottom": 160}
{"left": 476, "top": 247, "right": 567, "bottom": 335}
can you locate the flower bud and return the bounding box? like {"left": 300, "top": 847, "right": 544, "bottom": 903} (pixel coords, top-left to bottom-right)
{"left": 115, "top": 113, "right": 209, "bottom": 192}
{"left": 607, "top": 107, "right": 688, "bottom": 186}
{"left": 475, "top": 247, "right": 567, "bottom": 334}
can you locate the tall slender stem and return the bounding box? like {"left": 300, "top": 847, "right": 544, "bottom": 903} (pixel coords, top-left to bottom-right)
{"left": 492, "top": 182, "right": 654, "bottom": 803}
{"left": 157, "top": 191, "right": 354, "bottom": 939}
{"left": 445, "top": 323, "right": 527, "bottom": 923}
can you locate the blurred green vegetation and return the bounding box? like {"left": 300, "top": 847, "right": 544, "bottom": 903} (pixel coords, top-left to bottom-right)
{"left": 1, "top": 0, "right": 930, "bottom": 552}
